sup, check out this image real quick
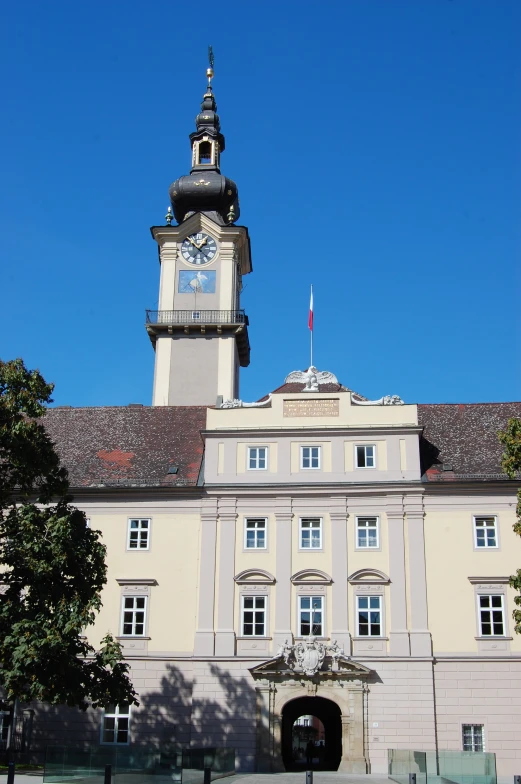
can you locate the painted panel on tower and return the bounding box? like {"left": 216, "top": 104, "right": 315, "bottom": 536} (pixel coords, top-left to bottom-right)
{"left": 178, "top": 270, "right": 216, "bottom": 294}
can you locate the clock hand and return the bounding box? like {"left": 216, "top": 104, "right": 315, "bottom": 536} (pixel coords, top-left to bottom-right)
{"left": 187, "top": 236, "right": 199, "bottom": 249}
{"left": 195, "top": 237, "right": 208, "bottom": 250}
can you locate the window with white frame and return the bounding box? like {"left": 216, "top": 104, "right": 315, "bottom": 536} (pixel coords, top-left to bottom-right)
{"left": 356, "top": 444, "right": 375, "bottom": 468}
{"left": 300, "top": 518, "right": 322, "bottom": 549}
{"left": 244, "top": 518, "right": 267, "bottom": 549}
{"left": 356, "top": 517, "right": 379, "bottom": 548}
{"left": 248, "top": 446, "right": 267, "bottom": 470}
{"left": 299, "top": 595, "right": 323, "bottom": 636}
{"left": 101, "top": 703, "right": 131, "bottom": 745}
{"left": 127, "top": 518, "right": 150, "bottom": 550}
{"left": 241, "top": 595, "right": 266, "bottom": 636}
{"left": 462, "top": 724, "right": 484, "bottom": 752}
{"left": 478, "top": 594, "right": 505, "bottom": 636}
{"left": 357, "top": 595, "right": 382, "bottom": 636}
{"left": 474, "top": 516, "right": 498, "bottom": 548}
{"left": 121, "top": 596, "right": 147, "bottom": 636}
{"left": 300, "top": 446, "right": 321, "bottom": 469}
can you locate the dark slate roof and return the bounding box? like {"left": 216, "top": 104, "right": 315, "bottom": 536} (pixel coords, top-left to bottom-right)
{"left": 43, "top": 406, "right": 207, "bottom": 488}
{"left": 418, "top": 402, "right": 521, "bottom": 481}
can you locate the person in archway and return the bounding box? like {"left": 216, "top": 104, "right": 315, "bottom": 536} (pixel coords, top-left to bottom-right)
{"left": 306, "top": 739, "right": 314, "bottom": 768}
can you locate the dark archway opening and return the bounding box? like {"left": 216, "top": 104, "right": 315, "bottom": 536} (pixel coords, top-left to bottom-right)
{"left": 281, "top": 696, "right": 342, "bottom": 771}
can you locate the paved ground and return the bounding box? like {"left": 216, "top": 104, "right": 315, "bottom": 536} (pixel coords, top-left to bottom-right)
{"left": 0, "top": 774, "right": 514, "bottom": 784}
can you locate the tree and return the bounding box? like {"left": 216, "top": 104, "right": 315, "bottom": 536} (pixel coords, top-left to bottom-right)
{"left": 498, "top": 417, "right": 521, "bottom": 635}
{"left": 0, "top": 358, "right": 138, "bottom": 709}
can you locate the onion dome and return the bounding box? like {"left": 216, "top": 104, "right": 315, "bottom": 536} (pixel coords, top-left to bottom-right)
{"left": 169, "top": 60, "right": 240, "bottom": 225}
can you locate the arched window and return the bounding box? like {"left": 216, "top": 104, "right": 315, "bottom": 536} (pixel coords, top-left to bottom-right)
{"left": 197, "top": 140, "right": 212, "bottom": 164}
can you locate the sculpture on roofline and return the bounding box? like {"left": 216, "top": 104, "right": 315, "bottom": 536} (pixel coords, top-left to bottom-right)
{"left": 219, "top": 394, "right": 272, "bottom": 409}
{"left": 285, "top": 367, "right": 339, "bottom": 392}
{"left": 351, "top": 393, "right": 404, "bottom": 406}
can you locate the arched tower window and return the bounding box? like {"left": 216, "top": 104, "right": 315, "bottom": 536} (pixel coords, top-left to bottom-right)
{"left": 197, "top": 140, "right": 213, "bottom": 165}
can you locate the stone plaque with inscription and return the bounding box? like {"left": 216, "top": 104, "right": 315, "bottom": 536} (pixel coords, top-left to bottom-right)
{"left": 283, "top": 399, "right": 339, "bottom": 417}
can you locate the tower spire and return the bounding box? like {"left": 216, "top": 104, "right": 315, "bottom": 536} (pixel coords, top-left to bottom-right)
{"left": 168, "top": 48, "right": 240, "bottom": 226}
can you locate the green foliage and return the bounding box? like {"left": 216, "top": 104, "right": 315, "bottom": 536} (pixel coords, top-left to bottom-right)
{"left": 0, "top": 359, "right": 138, "bottom": 709}
{"left": 498, "top": 417, "right": 521, "bottom": 634}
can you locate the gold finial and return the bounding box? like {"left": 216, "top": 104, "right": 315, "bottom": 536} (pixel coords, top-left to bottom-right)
{"left": 207, "top": 45, "right": 214, "bottom": 88}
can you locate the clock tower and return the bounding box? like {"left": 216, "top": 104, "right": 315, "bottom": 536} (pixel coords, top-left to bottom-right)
{"left": 146, "top": 62, "right": 252, "bottom": 406}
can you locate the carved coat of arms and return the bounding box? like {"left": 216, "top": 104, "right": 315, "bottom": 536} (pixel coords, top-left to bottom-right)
{"left": 276, "top": 636, "right": 344, "bottom": 677}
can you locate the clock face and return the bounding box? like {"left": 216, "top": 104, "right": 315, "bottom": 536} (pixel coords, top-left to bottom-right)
{"left": 180, "top": 233, "right": 217, "bottom": 265}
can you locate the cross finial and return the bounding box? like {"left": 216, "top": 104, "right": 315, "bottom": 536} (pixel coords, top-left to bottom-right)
{"left": 206, "top": 45, "right": 214, "bottom": 89}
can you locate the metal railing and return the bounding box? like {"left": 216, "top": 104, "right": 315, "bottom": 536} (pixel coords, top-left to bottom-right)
{"left": 146, "top": 310, "right": 248, "bottom": 325}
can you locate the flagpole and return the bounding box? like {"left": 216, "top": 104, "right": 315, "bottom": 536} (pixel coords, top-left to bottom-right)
{"left": 309, "top": 285, "right": 314, "bottom": 367}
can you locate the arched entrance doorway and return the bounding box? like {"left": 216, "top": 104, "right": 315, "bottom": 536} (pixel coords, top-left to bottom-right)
{"left": 281, "top": 696, "right": 342, "bottom": 771}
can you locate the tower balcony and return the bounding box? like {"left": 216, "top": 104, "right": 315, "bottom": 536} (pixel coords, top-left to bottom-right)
{"left": 145, "top": 309, "right": 250, "bottom": 367}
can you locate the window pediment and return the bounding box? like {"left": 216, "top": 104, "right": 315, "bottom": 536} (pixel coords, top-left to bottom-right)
{"left": 291, "top": 569, "right": 332, "bottom": 585}
{"left": 234, "top": 569, "right": 275, "bottom": 585}
{"left": 348, "top": 569, "right": 390, "bottom": 585}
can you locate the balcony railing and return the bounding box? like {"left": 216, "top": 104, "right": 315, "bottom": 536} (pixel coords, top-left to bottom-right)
{"left": 146, "top": 309, "right": 248, "bottom": 326}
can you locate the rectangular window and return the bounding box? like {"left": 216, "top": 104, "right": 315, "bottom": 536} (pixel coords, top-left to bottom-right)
{"left": 356, "top": 445, "right": 375, "bottom": 468}
{"left": 300, "top": 446, "right": 321, "bottom": 469}
{"left": 248, "top": 447, "right": 267, "bottom": 470}
{"left": 300, "top": 518, "right": 322, "bottom": 549}
{"left": 121, "top": 596, "right": 147, "bottom": 636}
{"left": 299, "top": 595, "right": 323, "bottom": 636}
{"left": 462, "top": 724, "right": 484, "bottom": 752}
{"left": 127, "top": 518, "right": 150, "bottom": 550}
{"left": 356, "top": 517, "right": 379, "bottom": 548}
{"left": 241, "top": 595, "right": 266, "bottom": 636}
{"left": 244, "top": 518, "right": 267, "bottom": 549}
{"left": 357, "top": 595, "right": 382, "bottom": 636}
{"left": 474, "top": 516, "right": 498, "bottom": 548}
{"left": 478, "top": 594, "right": 504, "bottom": 636}
{"left": 102, "top": 703, "right": 131, "bottom": 745}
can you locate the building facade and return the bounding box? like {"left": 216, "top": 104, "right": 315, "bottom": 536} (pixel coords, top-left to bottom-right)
{"left": 33, "top": 67, "right": 521, "bottom": 775}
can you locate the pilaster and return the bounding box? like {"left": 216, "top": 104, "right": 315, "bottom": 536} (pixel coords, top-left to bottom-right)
{"left": 330, "top": 495, "right": 351, "bottom": 655}
{"left": 273, "top": 497, "right": 293, "bottom": 653}
{"left": 215, "top": 497, "right": 238, "bottom": 656}
{"left": 387, "top": 497, "right": 410, "bottom": 656}
{"left": 194, "top": 498, "right": 218, "bottom": 655}
{"left": 405, "top": 493, "right": 432, "bottom": 656}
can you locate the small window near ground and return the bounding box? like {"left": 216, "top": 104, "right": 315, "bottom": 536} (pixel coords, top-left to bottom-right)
{"left": 299, "top": 595, "right": 323, "bottom": 636}
{"left": 244, "top": 518, "right": 267, "bottom": 549}
{"left": 248, "top": 447, "right": 267, "bottom": 470}
{"left": 356, "top": 517, "right": 379, "bottom": 548}
{"left": 301, "top": 446, "right": 321, "bottom": 469}
{"left": 102, "top": 703, "right": 131, "bottom": 745}
{"left": 474, "top": 516, "right": 498, "bottom": 548}
{"left": 478, "top": 594, "right": 504, "bottom": 636}
{"left": 241, "top": 595, "right": 266, "bottom": 636}
{"left": 357, "top": 595, "right": 382, "bottom": 636}
{"left": 356, "top": 445, "right": 375, "bottom": 468}
{"left": 300, "top": 518, "right": 322, "bottom": 549}
{"left": 462, "top": 724, "right": 484, "bottom": 752}
{"left": 127, "top": 519, "right": 150, "bottom": 550}
{"left": 121, "top": 596, "right": 147, "bottom": 636}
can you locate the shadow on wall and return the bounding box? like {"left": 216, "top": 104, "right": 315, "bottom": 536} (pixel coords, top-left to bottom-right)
{"left": 30, "top": 662, "right": 258, "bottom": 771}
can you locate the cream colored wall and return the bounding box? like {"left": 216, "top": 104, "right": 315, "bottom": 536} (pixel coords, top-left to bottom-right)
{"left": 84, "top": 512, "right": 201, "bottom": 654}
{"left": 206, "top": 391, "right": 418, "bottom": 431}
{"left": 424, "top": 504, "right": 521, "bottom": 652}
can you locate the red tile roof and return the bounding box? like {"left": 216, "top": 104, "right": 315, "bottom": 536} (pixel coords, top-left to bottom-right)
{"left": 418, "top": 402, "right": 521, "bottom": 481}
{"left": 43, "top": 406, "right": 207, "bottom": 488}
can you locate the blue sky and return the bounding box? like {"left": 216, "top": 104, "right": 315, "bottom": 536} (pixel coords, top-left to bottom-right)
{"left": 1, "top": 0, "right": 519, "bottom": 406}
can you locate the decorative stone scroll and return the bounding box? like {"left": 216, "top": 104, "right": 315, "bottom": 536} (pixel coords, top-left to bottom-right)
{"left": 351, "top": 393, "right": 404, "bottom": 406}
{"left": 219, "top": 394, "right": 272, "bottom": 409}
